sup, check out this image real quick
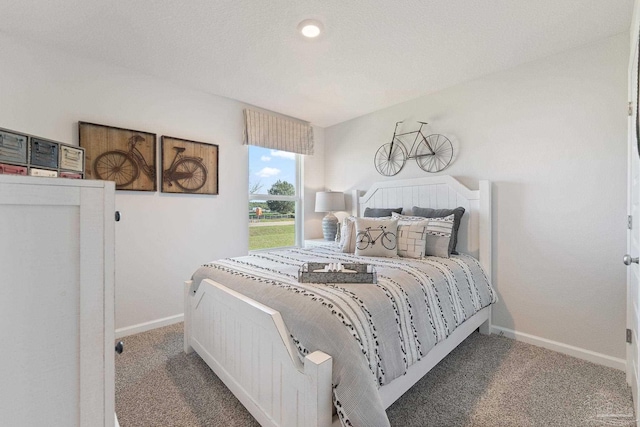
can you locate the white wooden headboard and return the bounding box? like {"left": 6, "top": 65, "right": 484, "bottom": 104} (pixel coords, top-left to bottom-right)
{"left": 352, "top": 176, "right": 491, "bottom": 280}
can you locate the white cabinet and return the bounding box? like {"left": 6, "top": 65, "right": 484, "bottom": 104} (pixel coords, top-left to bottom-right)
{"left": 0, "top": 175, "right": 115, "bottom": 426}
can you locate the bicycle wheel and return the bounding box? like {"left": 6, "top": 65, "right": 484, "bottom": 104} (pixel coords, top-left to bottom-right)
{"left": 381, "top": 232, "right": 396, "bottom": 250}
{"left": 356, "top": 232, "right": 371, "bottom": 250}
{"left": 374, "top": 140, "right": 407, "bottom": 176}
{"left": 415, "top": 134, "right": 453, "bottom": 173}
{"left": 172, "top": 158, "right": 207, "bottom": 192}
{"left": 94, "top": 150, "right": 139, "bottom": 187}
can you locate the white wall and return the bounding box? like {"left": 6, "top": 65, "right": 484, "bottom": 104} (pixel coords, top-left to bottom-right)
{"left": 0, "top": 33, "right": 325, "bottom": 330}
{"left": 0, "top": 28, "right": 629, "bottom": 362}
{"left": 324, "top": 34, "right": 629, "bottom": 360}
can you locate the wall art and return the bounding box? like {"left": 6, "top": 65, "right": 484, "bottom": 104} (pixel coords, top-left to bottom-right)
{"left": 79, "top": 122, "right": 156, "bottom": 191}
{"left": 161, "top": 136, "right": 218, "bottom": 195}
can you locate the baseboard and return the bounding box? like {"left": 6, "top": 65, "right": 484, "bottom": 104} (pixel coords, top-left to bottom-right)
{"left": 491, "top": 325, "right": 626, "bottom": 371}
{"left": 115, "top": 317, "right": 625, "bottom": 370}
{"left": 115, "top": 314, "right": 184, "bottom": 339}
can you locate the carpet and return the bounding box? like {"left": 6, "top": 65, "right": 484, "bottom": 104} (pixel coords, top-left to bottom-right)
{"left": 115, "top": 323, "right": 633, "bottom": 426}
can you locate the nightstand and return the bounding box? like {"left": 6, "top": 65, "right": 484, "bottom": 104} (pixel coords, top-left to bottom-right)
{"left": 304, "top": 238, "right": 338, "bottom": 249}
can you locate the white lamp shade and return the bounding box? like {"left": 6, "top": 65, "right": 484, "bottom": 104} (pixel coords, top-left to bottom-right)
{"left": 315, "top": 191, "right": 345, "bottom": 212}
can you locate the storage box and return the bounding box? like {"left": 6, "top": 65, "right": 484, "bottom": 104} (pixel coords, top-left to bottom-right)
{"left": 29, "top": 168, "right": 58, "bottom": 177}
{"left": 60, "top": 172, "right": 82, "bottom": 179}
{"left": 0, "top": 163, "right": 27, "bottom": 175}
{"left": 59, "top": 145, "right": 84, "bottom": 172}
{"left": 30, "top": 138, "right": 59, "bottom": 169}
{"left": 298, "top": 263, "right": 377, "bottom": 284}
{"left": 0, "top": 130, "right": 28, "bottom": 165}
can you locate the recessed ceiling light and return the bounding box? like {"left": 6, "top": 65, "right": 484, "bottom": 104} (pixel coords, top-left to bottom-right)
{"left": 298, "top": 19, "right": 323, "bottom": 38}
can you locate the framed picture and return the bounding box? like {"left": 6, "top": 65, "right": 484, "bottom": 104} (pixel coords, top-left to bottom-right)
{"left": 161, "top": 136, "right": 218, "bottom": 195}
{"left": 79, "top": 122, "right": 157, "bottom": 191}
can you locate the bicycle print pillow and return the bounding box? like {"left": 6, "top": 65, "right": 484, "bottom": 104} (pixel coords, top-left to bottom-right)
{"left": 354, "top": 218, "right": 399, "bottom": 258}
{"left": 341, "top": 216, "right": 392, "bottom": 254}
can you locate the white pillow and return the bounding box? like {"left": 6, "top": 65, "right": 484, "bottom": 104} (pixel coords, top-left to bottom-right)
{"left": 396, "top": 219, "right": 430, "bottom": 258}
{"left": 392, "top": 212, "right": 427, "bottom": 222}
{"left": 354, "top": 218, "right": 398, "bottom": 257}
{"left": 393, "top": 212, "right": 454, "bottom": 258}
{"left": 424, "top": 214, "right": 455, "bottom": 258}
{"left": 339, "top": 216, "right": 357, "bottom": 253}
{"left": 340, "top": 216, "right": 392, "bottom": 254}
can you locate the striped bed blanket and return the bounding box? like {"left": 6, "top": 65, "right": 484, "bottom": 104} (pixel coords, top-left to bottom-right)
{"left": 191, "top": 246, "right": 496, "bottom": 427}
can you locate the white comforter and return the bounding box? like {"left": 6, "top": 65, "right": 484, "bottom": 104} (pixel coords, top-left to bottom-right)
{"left": 192, "top": 246, "right": 496, "bottom": 427}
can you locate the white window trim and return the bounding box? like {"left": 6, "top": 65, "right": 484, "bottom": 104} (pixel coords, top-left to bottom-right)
{"left": 249, "top": 153, "right": 303, "bottom": 251}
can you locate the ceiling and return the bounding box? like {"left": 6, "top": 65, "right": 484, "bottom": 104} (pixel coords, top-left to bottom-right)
{"left": 0, "top": 1, "right": 633, "bottom": 127}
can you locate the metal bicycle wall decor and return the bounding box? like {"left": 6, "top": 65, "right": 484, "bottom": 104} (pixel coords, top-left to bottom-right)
{"left": 374, "top": 121, "right": 454, "bottom": 176}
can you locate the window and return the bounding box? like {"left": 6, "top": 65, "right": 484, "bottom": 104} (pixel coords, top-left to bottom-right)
{"left": 248, "top": 146, "right": 301, "bottom": 251}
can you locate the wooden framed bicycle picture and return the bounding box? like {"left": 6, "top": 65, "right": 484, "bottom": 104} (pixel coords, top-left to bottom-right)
{"left": 79, "top": 122, "right": 157, "bottom": 191}
{"left": 161, "top": 136, "right": 218, "bottom": 195}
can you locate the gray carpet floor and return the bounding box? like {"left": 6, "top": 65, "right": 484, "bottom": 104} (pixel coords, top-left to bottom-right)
{"left": 116, "top": 323, "right": 634, "bottom": 426}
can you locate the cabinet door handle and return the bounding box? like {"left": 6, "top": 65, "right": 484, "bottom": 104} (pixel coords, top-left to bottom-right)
{"left": 115, "top": 211, "right": 121, "bottom": 222}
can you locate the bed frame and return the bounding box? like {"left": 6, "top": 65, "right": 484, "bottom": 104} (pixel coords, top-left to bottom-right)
{"left": 184, "top": 176, "right": 492, "bottom": 427}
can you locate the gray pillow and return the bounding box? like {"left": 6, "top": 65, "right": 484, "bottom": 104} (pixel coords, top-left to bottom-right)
{"left": 412, "top": 206, "right": 465, "bottom": 254}
{"left": 363, "top": 207, "right": 403, "bottom": 217}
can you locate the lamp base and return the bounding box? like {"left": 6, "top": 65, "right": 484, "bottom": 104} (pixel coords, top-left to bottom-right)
{"left": 322, "top": 213, "right": 338, "bottom": 241}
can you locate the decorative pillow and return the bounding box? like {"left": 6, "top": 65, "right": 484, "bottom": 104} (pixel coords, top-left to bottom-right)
{"left": 396, "top": 219, "right": 430, "bottom": 258}
{"left": 354, "top": 218, "right": 398, "bottom": 257}
{"left": 339, "top": 216, "right": 357, "bottom": 253}
{"left": 340, "top": 216, "right": 393, "bottom": 253}
{"left": 392, "top": 212, "right": 427, "bottom": 222}
{"left": 334, "top": 223, "right": 341, "bottom": 242}
{"left": 424, "top": 214, "right": 455, "bottom": 258}
{"left": 363, "top": 207, "right": 403, "bottom": 217}
{"left": 412, "top": 206, "right": 465, "bottom": 254}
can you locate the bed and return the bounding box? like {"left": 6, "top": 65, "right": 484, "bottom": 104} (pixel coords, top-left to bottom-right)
{"left": 184, "top": 175, "right": 494, "bottom": 427}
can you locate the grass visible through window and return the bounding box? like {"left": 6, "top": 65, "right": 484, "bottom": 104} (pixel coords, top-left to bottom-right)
{"left": 249, "top": 223, "right": 295, "bottom": 250}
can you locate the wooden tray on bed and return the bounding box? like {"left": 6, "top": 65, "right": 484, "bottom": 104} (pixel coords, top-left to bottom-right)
{"left": 298, "top": 262, "right": 377, "bottom": 284}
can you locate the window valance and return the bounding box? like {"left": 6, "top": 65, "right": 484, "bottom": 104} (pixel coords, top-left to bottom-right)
{"left": 243, "top": 108, "right": 314, "bottom": 155}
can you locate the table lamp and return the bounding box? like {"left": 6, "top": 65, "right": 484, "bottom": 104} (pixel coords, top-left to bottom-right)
{"left": 315, "top": 191, "right": 345, "bottom": 241}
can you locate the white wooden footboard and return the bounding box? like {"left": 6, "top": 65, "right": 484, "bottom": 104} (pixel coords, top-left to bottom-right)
{"left": 184, "top": 279, "right": 333, "bottom": 427}
{"left": 185, "top": 278, "right": 492, "bottom": 427}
